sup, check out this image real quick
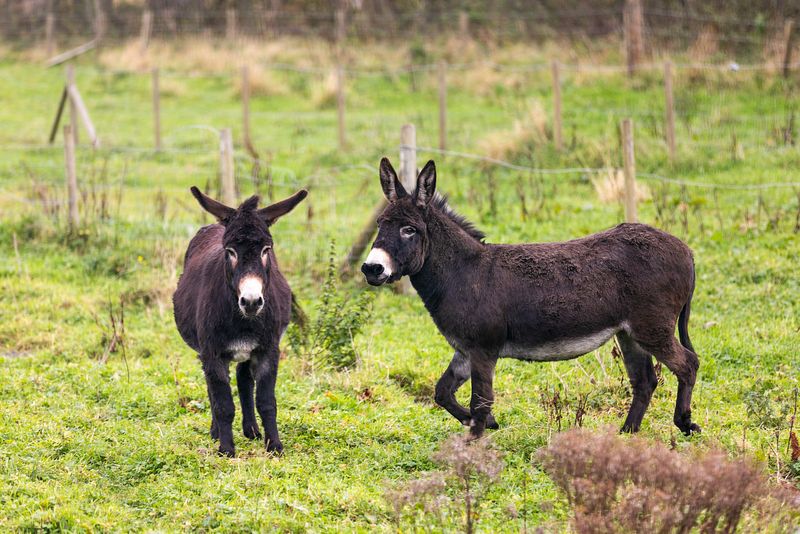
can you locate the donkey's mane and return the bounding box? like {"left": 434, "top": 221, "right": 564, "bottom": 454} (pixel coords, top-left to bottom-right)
{"left": 431, "top": 193, "right": 486, "bottom": 242}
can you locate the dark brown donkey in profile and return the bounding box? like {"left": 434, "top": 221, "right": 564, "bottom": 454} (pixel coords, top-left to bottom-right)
{"left": 174, "top": 187, "right": 307, "bottom": 456}
{"left": 362, "top": 158, "right": 700, "bottom": 439}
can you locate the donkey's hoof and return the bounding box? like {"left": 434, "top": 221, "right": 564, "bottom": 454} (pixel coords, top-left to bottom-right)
{"left": 210, "top": 425, "right": 219, "bottom": 440}
{"left": 243, "top": 423, "right": 262, "bottom": 440}
{"left": 217, "top": 445, "right": 235, "bottom": 458}
{"left": 486, "top": 415, "right": 500, "bottom": 430}
{"left": 265, "top": 438, "right": 283, "bottom": 454}
{"left": 682, "top": 423, "right": 701, "bottom": 436}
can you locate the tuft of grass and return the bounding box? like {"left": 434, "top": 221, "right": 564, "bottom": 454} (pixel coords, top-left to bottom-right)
{"left": 591, "top": 168, "right": 652, "bottom": 204}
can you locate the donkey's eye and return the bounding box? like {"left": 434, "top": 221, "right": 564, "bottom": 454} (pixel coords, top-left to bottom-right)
{"left": 225, "top": 248, "right": 237, "bottom": 260}
{"left": 261, "top": 246, "right": 272, "bottom": 258}
{"left": 400, "top": 226, "right": 417, "bottom": 238}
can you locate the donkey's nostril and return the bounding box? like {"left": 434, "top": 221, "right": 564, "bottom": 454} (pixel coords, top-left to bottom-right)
{"left": 361, "top": 263, "right": 384, "bottom": 277}
{"left": 239, "top": 295, "right": 263, "bottom": 314}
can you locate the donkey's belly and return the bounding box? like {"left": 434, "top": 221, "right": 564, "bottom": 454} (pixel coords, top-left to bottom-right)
{"left": 500, "top": 325, "right": 622, "bottom": 362}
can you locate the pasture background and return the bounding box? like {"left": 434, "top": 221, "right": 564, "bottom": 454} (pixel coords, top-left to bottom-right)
{"left": 1, "top": 4, "right": 800, "bottom": 530}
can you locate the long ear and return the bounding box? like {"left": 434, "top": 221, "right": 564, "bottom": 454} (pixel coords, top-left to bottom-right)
{"left": 414, "top": 160, "right": 436, "bottom": 207}
{"left": 191, "top": 186, "right": 236, "bottom": 221}
{"left": 258, "top": 189, "right": 308, "bottom": 225}
{"left": 379, "top": 157, "right": 407, "bottom": 202}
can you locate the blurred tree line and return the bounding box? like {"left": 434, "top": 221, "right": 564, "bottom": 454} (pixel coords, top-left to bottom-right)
{"left": 1, "top": 0, "right": 797, "bottom": 49}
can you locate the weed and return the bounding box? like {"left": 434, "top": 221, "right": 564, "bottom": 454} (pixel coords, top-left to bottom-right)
{"left": 287, "top": 242, "right": 373, "bottom": 370}
{"left": 538, "top": 428, "right": 790, "bottom": 533}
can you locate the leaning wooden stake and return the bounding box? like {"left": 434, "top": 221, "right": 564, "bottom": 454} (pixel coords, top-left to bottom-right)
{"left": 63, "top": 124, "right": 79, "bottom": 228}
{"left": 152, "top": 68, "right": 161, "bottom": 151}
{"left": 336, "top": 65, "right": 346, "bottom": 150}
{"left": 664, "top": 61, "right": 676, "bottom": 163}
{"left": 783, "top": 19, "right": 795, "bottom": 78}
{"left": 219, "top": 128, "right": 236, "bottom": 206}
{"left": 552, "top": 60, "right": 562, "bottom": 151}
{"left": 622, "top": 118, "right": 638, "bottom": 223}
{"left": 46, "top": 40, "right": 97, "bottom": 68}
{"left": 438, "top": 61, "right": 447, "bottom": 151}
{"left": 67, "top": 80, "right": 99, "bottom": 148}
{"left": 66, "top": 65, "right": 79, "bottom": 146}
{"left": 341, "top": 199, "right": 388, "bottom": 277}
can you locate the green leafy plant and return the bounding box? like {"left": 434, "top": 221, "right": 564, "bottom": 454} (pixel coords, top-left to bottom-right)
{"left": 287, "top": 242, "right": 373, "bottom": 370}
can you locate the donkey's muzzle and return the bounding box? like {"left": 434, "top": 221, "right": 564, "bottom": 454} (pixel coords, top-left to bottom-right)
{"left": 239, "top": 295, "right": 264, "bottom": 317}
{"left": 361, "top": 262, "right": 388, "bottom": 286}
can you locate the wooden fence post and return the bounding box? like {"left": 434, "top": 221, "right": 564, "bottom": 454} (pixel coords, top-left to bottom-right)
{"left": 45, "top": 7, "right": 55, "bottom": 56}
{"left": 438, "top": 60, "right": 447, "bottom": 151}
{"left": 66, "top": 65, "right": 78, "bottom": 146}
{"left": 397, "top": 124, "right": 416, "bottom": 293}
{"left": 622, "top": 118, "right": 638, "bottom": 223}
{"left": 335, "top": 1, "right": 346, "bottom": 54}
{"left": 93, "top": 0, "right": 107, "bottom": 44}
{"left": 63, "top": 124, "right": 79, "bottom": 228}
{"left": 336, "top": 64, "right": 346, "bottom": 150}
{"left": 664, "top": 61, "right": 676, "bottom": 163}
{"left": 624, "top": 0, "right": 644, "bottom": 76}
{"left": 459, "top": 11, "right": 469, "bottom": 38}
{"left": 241, "top": 65, "right": 253, "bottom": 152}
{"left": 140, "top": 9, "right": 153, "bottom": 53}
{"left": 552, "top": 60, "right": 562, "bottom": 151}
{"left": 783, "top": 19, "right": 795, "bottom": 78}
{"left": 220, "top": 128, "right": 236, "bottom": 205}
{"left": 226, "top": 8, "right": 237, "bottom": 41}
{"left": 152, "top": 68, "right": 161, "bottom": 151}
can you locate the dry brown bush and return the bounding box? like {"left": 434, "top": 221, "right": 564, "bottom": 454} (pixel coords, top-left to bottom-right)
{"left": 538, "top": 428, "right": 797, "bottom": 533}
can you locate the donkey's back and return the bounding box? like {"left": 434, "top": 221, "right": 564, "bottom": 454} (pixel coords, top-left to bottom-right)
{"left": 484, "top": 223, "right": 694, "bottom": 363}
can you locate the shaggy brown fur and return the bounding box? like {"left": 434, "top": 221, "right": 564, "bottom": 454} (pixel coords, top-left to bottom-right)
{"left": 363, "top": 158, "right": 700, "bottom": 439}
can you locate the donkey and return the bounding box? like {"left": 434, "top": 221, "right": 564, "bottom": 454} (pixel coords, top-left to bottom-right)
{"left": 362, "top": 158, "right": 701, "bottom": 439}
{"left": 173, "top": 186, "right": 307, "bottom": 456}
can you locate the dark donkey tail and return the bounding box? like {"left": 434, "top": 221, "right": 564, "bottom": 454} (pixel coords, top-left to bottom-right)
{"left": 678, "top": 262, "right": 696, "bottom": 352}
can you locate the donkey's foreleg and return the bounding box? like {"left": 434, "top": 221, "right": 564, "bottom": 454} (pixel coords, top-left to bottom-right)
{"left": 253, "top": 350, "right": 283, "bottom": 454}
{"left": 202, "top": 358, "right": 236, "bottom": 457}
{"left": 435, "top": 352, "right": 498, "bottom": 429}
{"left": 467, "top": 352, "right": 498, "bottom": 439}
{"left": 236, "top": 361, "right": 261, "bottom": 440}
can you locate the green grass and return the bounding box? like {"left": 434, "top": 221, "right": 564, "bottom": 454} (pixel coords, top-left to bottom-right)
{"left": 1, "top": 39, "right": 799, "bottom": 531}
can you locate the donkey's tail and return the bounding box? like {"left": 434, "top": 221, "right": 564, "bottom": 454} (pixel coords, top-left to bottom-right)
{"left": 290, "top": 291, "right": 308, "bottom": 331}
{"left": 678, "top": 262, "right": 695, "bottom": 352}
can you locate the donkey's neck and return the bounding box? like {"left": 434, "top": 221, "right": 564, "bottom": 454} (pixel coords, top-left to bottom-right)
{"left": 410, "top": 209, "right": 484, "bottom": 314}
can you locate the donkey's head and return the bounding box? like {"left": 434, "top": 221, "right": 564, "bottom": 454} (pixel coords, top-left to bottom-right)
{"left": 361, "top": 157, "right": 436, "bottom": 286}
{"left": 191, "top": 186, "right": 307, "bottom": 317}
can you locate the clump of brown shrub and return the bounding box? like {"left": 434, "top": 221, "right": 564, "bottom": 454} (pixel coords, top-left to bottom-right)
{"left": 386, "top": 434, "right": 504, "bottom": 533}
{"left": 538, "top": 428, "right": 795, "bottom": 533}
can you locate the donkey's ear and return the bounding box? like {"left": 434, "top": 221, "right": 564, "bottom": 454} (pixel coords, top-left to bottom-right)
{"left": 414, "top": 160, "right": 436, "bottom": 207}
{"left": 258, "top": 189, "right": 308, "bottom": 225}
{"left": 379, "top": 157, "right": 407, "bottom": 202}
{"left": 191, "top": 186, "right": 236, "bottom": 222}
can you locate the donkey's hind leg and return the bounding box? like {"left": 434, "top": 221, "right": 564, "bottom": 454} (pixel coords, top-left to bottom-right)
{"left": 617, "top": 332, "right": 658, "bottom": 433}
{"left": 644, "top": 336, "right": 700, "bottom": 435}
{"left": 434, "top": 351, "right": 498, "bottom": 429}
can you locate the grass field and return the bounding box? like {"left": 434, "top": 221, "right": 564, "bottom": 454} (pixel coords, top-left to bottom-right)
{"left": 1, "top": 37, "right": 800, "bottom": 531}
